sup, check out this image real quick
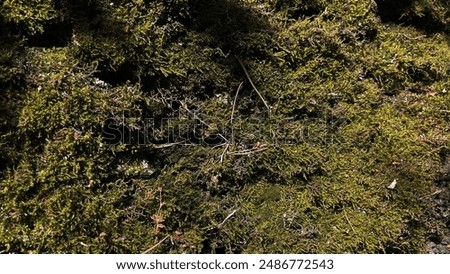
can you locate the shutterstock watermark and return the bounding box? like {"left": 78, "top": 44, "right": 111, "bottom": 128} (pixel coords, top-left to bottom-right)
{"left": 101, "top": 110, "right": 346, "bottom": 147}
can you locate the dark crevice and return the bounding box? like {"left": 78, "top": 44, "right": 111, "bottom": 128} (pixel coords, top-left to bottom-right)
{"left": 26, "top": 20, "right": 73, "bottom": 48}
{"left": 93, "top": 61, "right": 140, "bottom": 87}
{"left": 274, "top": 0, "right": 326, "bottom": 19}
{"left": 375, "top": 0, "right": 448, "bottom": 33}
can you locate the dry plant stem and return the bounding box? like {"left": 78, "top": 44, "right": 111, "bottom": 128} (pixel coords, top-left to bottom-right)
{"left": 228, "top": 147, "right": 268, "bottom": 155}
{"left": 428, "top": 189, "right": 443, "bottom": 196}
{"left": 142, "top": 235, "right": 170, "bottom": 254}
{"left": 236, "top": 57, "right": 271, "bottom": 112}
{"left": 231, "top": 82, "right": 244, "bottom": 145}
{"left": 220, "top": 143, "right": 230, "bottom": 163}
{"left": 153, "top": 142, "right": 184, "bottom": 149}
{"left": 398, "top": 33, "right": 427, "bottom": 40}
{"left": 419, "top": 189, "right": 443, "bottom": 200}
{"left": 218, "top": 209, "right": 239, "bottom": 228}
{"left": 131, "top": 142, "right": 199, "bottom": 153}
{"left": 343, "top": 208, "right": 356, "bottom": 234}
{"left": 158, "top": 187, "right": 163, "bottom": 211}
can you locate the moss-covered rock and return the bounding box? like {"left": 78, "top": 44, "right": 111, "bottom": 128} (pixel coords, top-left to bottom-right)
{"left": 0, "top": 0, "right": 449, "bottom": 253}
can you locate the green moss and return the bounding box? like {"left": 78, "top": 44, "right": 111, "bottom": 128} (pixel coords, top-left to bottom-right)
{"left": 1, "top": 0, "right": 449, "bottom": 253}
{"left": 1, "top": 0, "right": 57, "bottom": 34}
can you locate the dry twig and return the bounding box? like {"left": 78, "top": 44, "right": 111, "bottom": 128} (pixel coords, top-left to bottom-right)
{"left": 142, "top": 235, "right": 171, "bottom": 254}
{"left": 343, "top": 208, "right": 356, "bottom": 234}
{"left": 228, "top": 147, "right": 268, "bottom": 155}
{"left": 236, "top": 57, "right": 271, "bottom": 112}
{"left": 218, "top": 209, "right": 239, "bottom": 228}
{"left": 220, "top": 143, "right": 230, "bottom": 163}
{"left": 419, "top": 189, "right": 443, "bottom": 200}
{"left": 231, "top": 82, "right": 244, "bottom": 145}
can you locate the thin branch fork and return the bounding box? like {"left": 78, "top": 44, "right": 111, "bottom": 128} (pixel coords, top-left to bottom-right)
{"left": 180, "top": 101, "right": 230, "bottom": 144}
{"left": 220, "top": 143, "right": 230, "bottom": 163}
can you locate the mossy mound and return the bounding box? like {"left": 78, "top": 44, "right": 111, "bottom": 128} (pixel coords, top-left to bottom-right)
{"left": 0, "top": 0, "right": 449, "bottom": 253}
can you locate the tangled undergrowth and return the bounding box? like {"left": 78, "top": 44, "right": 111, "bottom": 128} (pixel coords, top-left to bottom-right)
{"left": 0, "top": 0, "right": 449, "bottom": 253}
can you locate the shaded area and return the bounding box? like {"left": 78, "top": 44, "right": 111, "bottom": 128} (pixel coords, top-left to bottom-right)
{"left": 26, "top": 20, "right": 73, "bottom": 48}
{"left": 375, "top": 0, "right": 449, "bottom": 33}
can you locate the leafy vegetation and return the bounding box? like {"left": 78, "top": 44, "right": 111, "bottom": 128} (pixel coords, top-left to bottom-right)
{"left": 0, "top": 0, "right": 449, "bottom": 253}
